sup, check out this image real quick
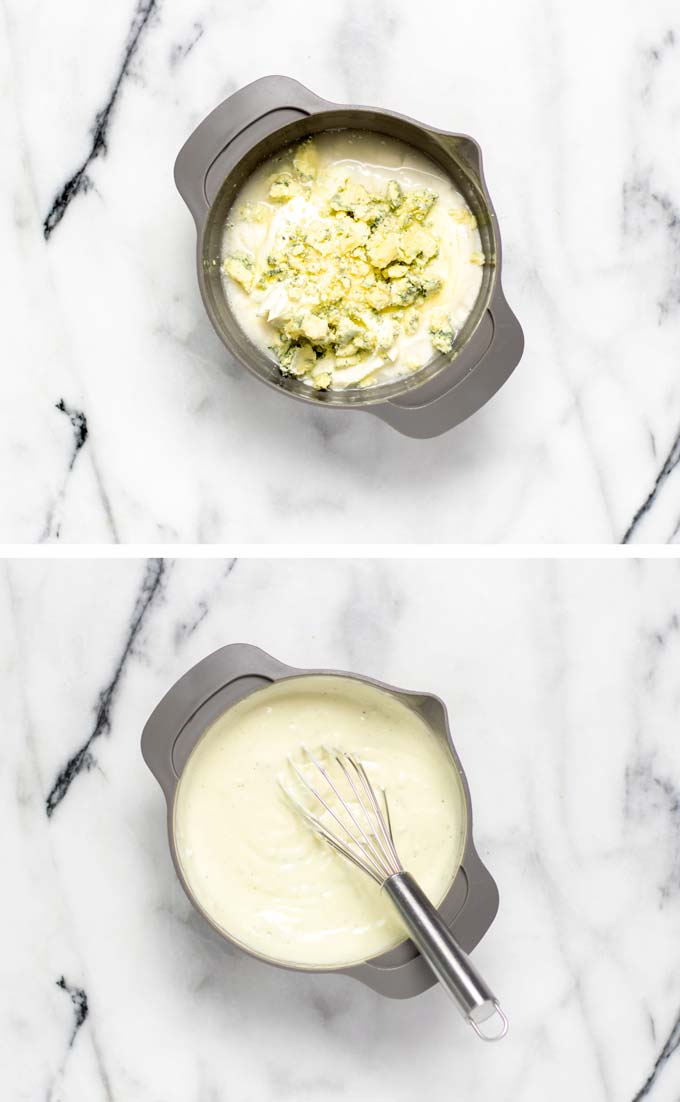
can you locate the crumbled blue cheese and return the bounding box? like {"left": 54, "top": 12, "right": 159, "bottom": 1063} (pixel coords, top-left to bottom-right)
{"left": 386, "top": 180, "right": 403, "bottom": 209}
{"left": 292, "top": 139, "right": 318, "bottom": 181}
{"left": 268, "top": 173, "right": 298, "bottom": 202}
{"left": 222, "top": 132, "right": 484, "bottom": 390}
{"left": 429, "top": 309, "right": 455, "bottom": 353}
{"left": 239, "top": 202, "right": 269, "bottom": 223}
{"left": 223, "top": 253, "right": 254, "bottom": 293}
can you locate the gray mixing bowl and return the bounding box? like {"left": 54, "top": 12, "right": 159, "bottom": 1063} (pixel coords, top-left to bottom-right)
{"left": 141, "top": 644, "right": 499, "bottom": 998}
{"left": 175, "top": 76, "right": 523, "bottom": 438}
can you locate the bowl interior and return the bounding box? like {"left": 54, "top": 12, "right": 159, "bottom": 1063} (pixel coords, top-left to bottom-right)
{"left": 169, "top": 672, "right": 470, "bottom": 973}
{"left": 199, "top": 110, "right": 498, "bottom": 407}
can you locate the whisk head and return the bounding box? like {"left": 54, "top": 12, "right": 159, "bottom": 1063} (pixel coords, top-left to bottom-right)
{"left": 279, "top": 746, "right": 403, "bottom": 884}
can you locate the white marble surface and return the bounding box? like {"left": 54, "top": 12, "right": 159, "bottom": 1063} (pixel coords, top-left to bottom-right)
{"left": 2, "top": 0, "right": 680, "bottom": 543}
{"left": 2, "top": 557, "right": 680, "bottom": 1100}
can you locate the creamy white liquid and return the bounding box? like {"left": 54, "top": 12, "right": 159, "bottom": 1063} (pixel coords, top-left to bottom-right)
{"left": 222, "top": 130, "right": 483, "bottom": 389}
{"left": 174, "top": 676, "right": 466, "bottom": 968}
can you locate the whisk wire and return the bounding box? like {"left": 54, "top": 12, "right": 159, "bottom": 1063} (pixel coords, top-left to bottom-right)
{"left": 322, "top": 748, "right": 398, "bottom": 879}
{"left": 285, "top": 751, "right": 391, "bottom": 880}
{"left": 345, "top": 753, "right": 401, "bottom": 871}
{"left": 282, "top": 747, "right": 402, "bottom": 883}
{"left": 310, "top": 747, "right": 396, "bottom": 879}
{"left": 381, "top": 787, "right": 395, "bottom": 851}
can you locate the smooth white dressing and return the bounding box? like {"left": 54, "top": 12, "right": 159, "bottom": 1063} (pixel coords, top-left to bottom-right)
{"left": 174, "top": 676, "right": 466, "bottom": 968}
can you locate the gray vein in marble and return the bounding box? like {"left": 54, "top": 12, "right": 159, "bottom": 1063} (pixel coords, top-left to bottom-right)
{"left": 333, "top": 562, "right": 403, "bottom": 666}
{"left": 517, "top": 714, "right": 617, "bottom": 1102}
{"left": 631, "top": 1007, "right": 680, "bottom": 1101}
{"left": 647, "top": 609, "right": 680, "bottom": 676}
{"left": 526, "top": 844, "right": 614, "bottom": 1101}
{"left": 559, "top": 390, "right": 617, "bottom": 546}
{"left": 266, "top": 1065, "right": 344, "bottom": 1098}
{"left": 624, "top": 30, "right": 680, "bottom": 321}
{"left": 173, "top": 559, "right": 237, "bottom": 647}
{"left": 540, "top": 563, "right": 577, "bottom": 856}
{"left": 640, "top": 28, "right": 676, "bottom": 101}
{"left": 622, "top": 424, "right": 680, "bottom": 543}
{"left": 45, "top": 558, "right": 166, "bottom": 816}
{"left": 622, "top": 169, "right": 680, "bottom": 321}
{"left": 42, "top": 0, "right": 158, "bottom": 239}
{"left": 332, "top": 0, "right": 398, "bottom": 99}
{"left": 526, "top": 269, "right": 618, "bottom": 540}
{"left": 309, "top": 986, "right": 351, "bottom": 1026}
{"left": 624, "top": 749, "right": 680, "bottom": 903}
{"left": 169, "top": 20, "right": 204, "bottom": 67}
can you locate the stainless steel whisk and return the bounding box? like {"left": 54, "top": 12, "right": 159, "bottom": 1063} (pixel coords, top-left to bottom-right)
{"left": 281, "top": 746, "right": 508, "bottom": 1041}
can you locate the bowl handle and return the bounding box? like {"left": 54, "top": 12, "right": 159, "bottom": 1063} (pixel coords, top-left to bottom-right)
{"left": 370, "top": 287, "right": 524, "bottom": 439}
{"left": 345, "top": 843, "right": 499, "bottom": 999}
{"left": 140, "top": 643, "right": 297, "bottom": 801}
{"left": 174, "top": 75, "right": 330, "bottom": 227}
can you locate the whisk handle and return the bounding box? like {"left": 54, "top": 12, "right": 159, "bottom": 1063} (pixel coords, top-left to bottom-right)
{"left": 383, "top": 872, "right": 508, "bottom": 1041}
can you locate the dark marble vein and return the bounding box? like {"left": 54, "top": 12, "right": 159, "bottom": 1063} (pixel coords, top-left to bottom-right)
{"left": 56, "top": 399, "right": 88, "bottom": 470}
{"left": 48, "top": 977, "right": 90, "bottom": 1102}
{"left": 40, "top": 399, "right": 120, "bottom": 543}
{"left": 632, "top": 1007, "right": 680, "bottom": 1100}
{"left": 43, "top": 0, "right": 158, "bottom": 239}
{"left": 45, "top": 559, "right": 166, "bottom": 816}
{"left": 52, "top": 977, "right": 113, "bottom": 1102}
{"left": 622, "top": 424, "right": 680, "bottom": 543}
{"left": 56, "top": 977, "right": 88, "bottom": 1046}
{"left": 40, "top": 400, "right": 91, "bottom": 540}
